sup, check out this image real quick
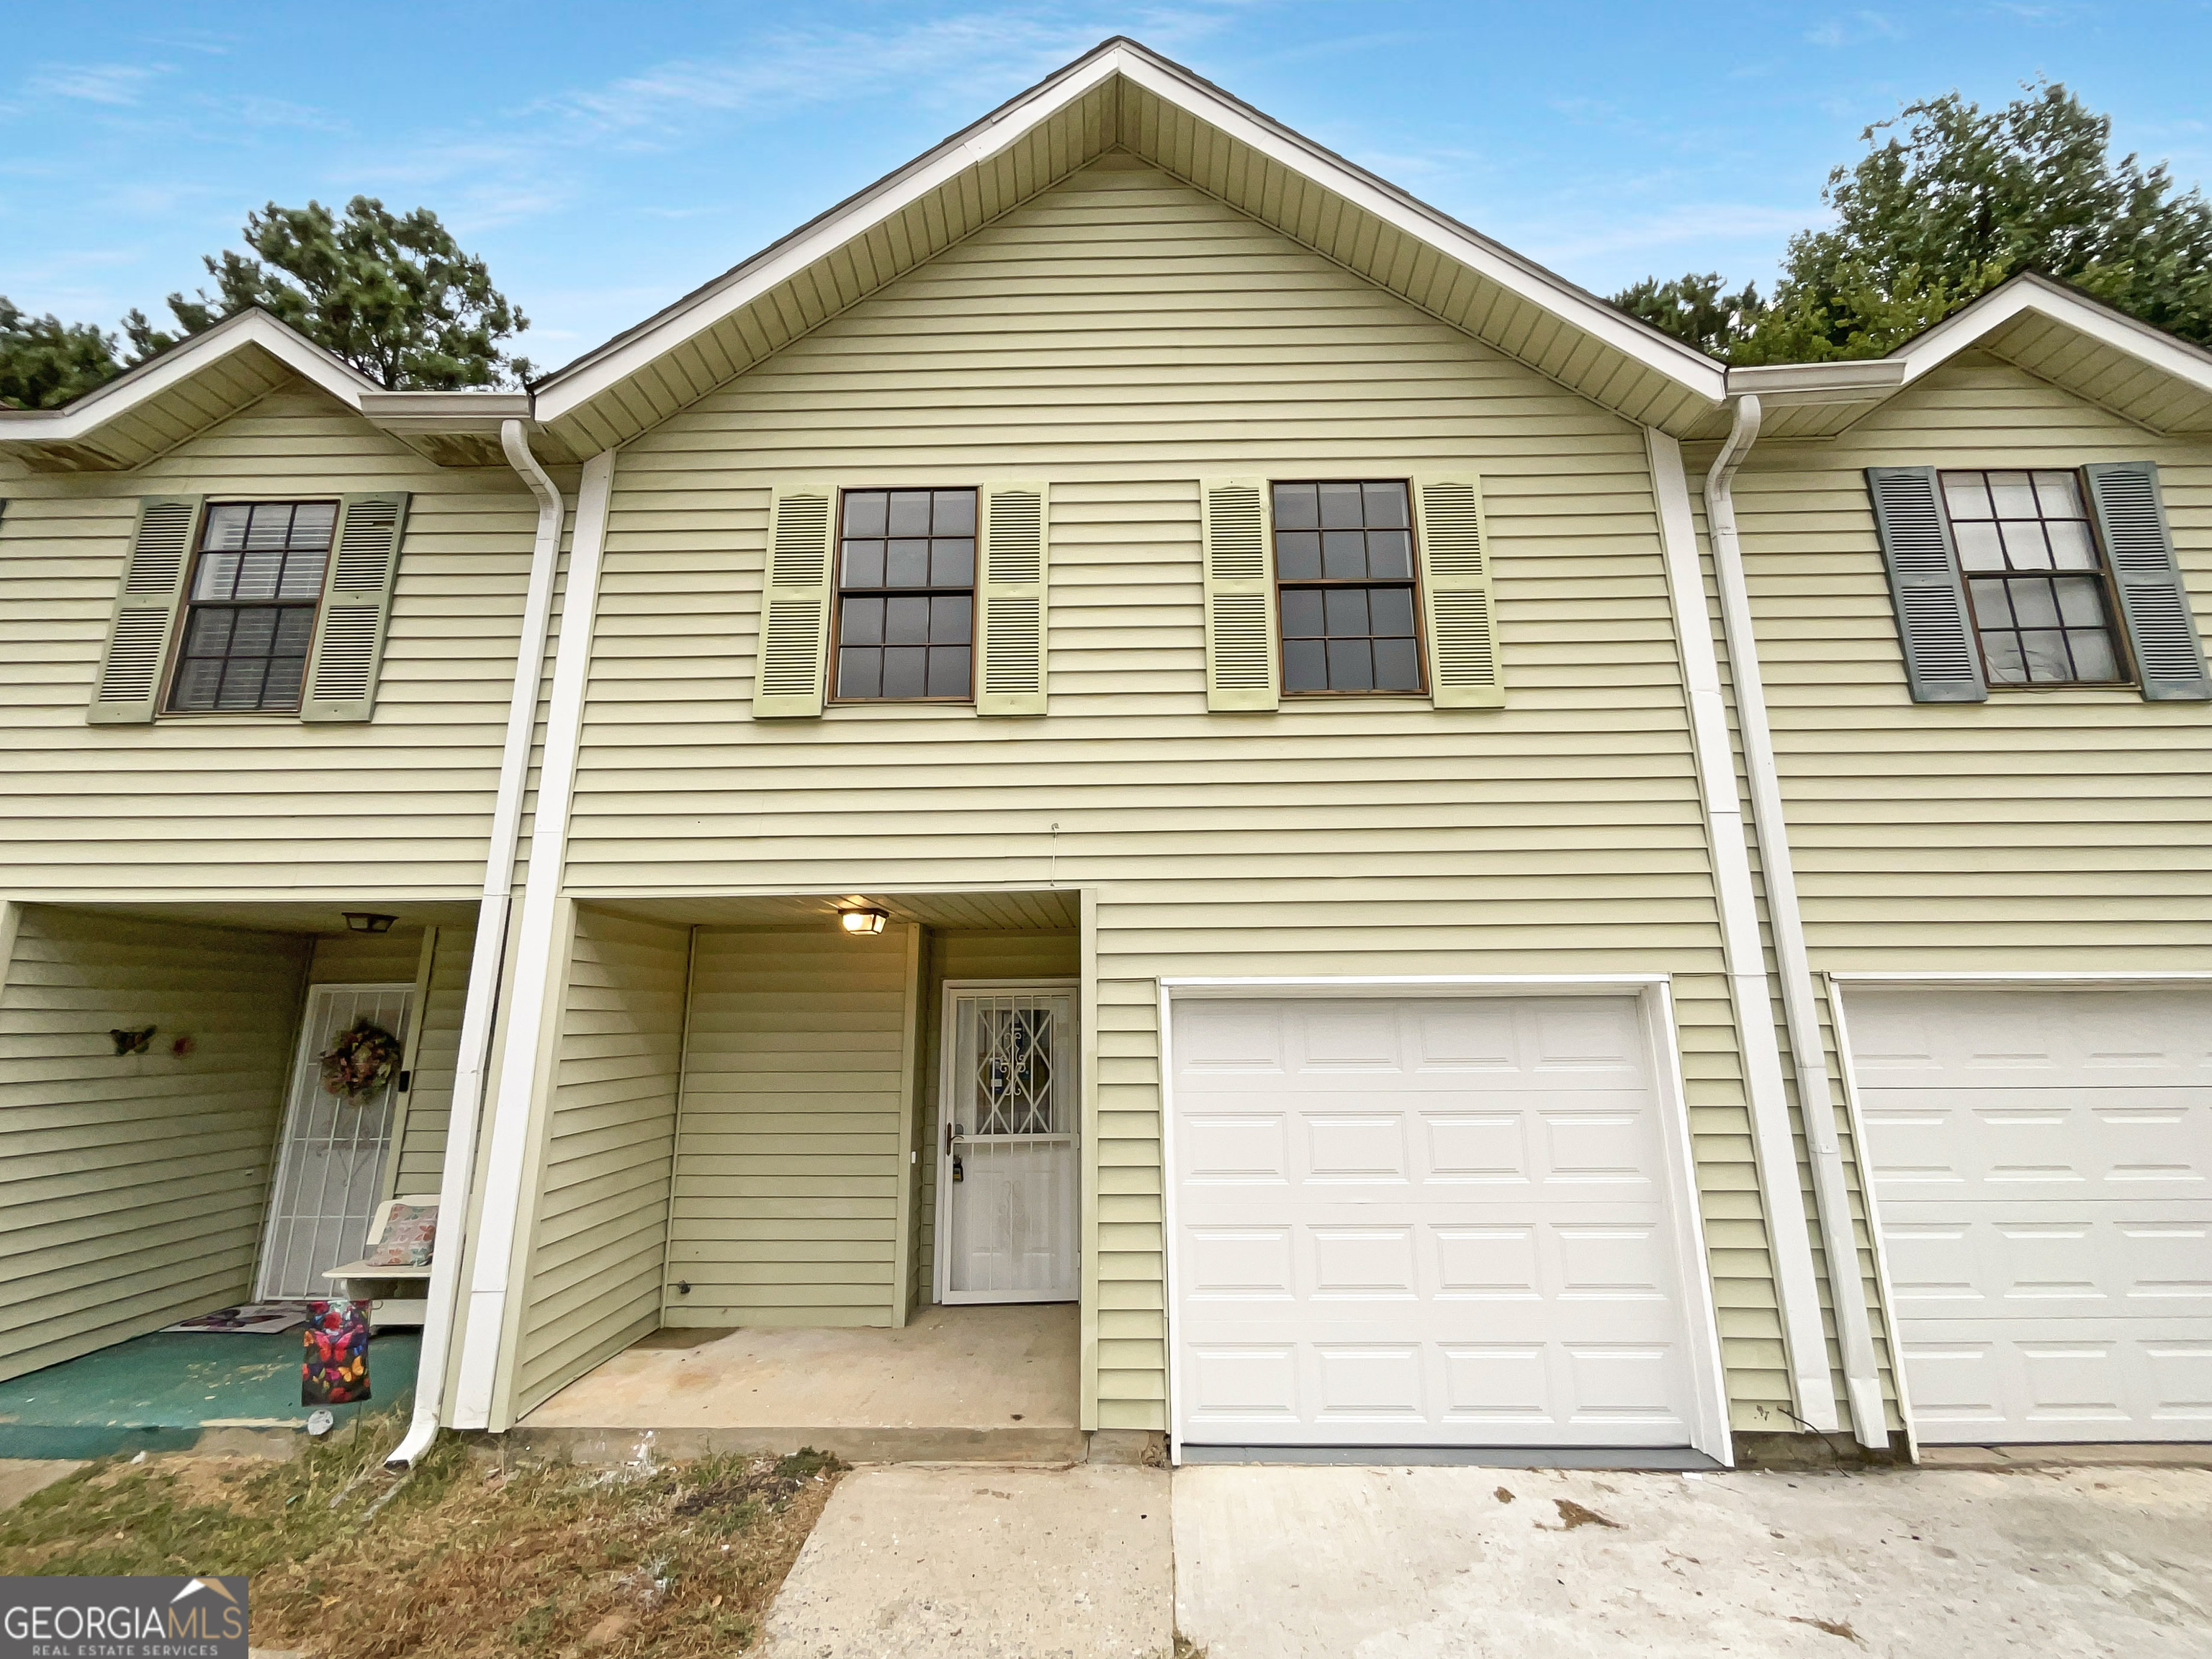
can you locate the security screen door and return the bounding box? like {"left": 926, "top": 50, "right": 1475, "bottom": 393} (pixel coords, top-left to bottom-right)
{"left": 256, "top": 983, "right": 415, "bottom": 1300}
{"left": 937, "top": 984, "right": 1079, "bottom": 1303}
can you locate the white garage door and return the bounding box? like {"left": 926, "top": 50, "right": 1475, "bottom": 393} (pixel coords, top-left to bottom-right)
{"left": 1168, "top": 994, "right": 1714, "bottom": 1449}
{"left": 1848, "top": 983, "right": 2212, "bottom": 1444}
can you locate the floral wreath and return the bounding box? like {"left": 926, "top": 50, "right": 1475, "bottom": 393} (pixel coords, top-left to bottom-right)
{"left": 320, "top": 1018, "right": 403, "bottom": 1101}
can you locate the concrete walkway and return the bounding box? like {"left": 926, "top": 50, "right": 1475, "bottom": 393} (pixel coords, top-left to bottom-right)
{"left": 1173, "top": 1463, "right": 2212, "bottom": 1658}
{"left": 760, "top": 1463, "right": 1172, "bottom": 1659}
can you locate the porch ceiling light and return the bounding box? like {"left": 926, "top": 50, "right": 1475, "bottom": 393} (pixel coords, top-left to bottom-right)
{"left": 343, "top": 912, "right": 399, "bottom": 934}
{"left": 837, "top": 906, "right": 889, "bottom": 935}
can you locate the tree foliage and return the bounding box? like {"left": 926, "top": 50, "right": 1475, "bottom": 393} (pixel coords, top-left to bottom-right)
{"left": 126, "top": 196, "right": 532, "bottom": 388}
{"left": 1, "top": 196, "right": 529, "bottom": 408}
{"left": 0, "top": 300, "right": 123, "bottom": 410}
{"left": 1616, "top": 82, "right": 2212, "bottom": 363}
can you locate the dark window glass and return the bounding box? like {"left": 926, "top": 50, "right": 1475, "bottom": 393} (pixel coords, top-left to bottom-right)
{"left": 168, "top": 501, "right": 334, "bottom": 711}
{"left": 834, "top": 488, "right": 975, "bottom": 701}
{"left": 1939, "top": 469, "right": 2128, "bottom": 686}
{"left": 1273, "top": 480, "right": 1423, "bottom": 694}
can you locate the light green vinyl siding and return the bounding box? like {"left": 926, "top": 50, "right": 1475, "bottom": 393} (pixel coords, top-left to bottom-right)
{"left": 392, "top": 925, "right": 477, "bottom": 1192}
{"left": 508, "top": 907, "right": 688, "bottom": 1420}
{"left": 914, "top": 930, "right": 1082, "bottom": 1307}
{"left": 668, "top": 925, "right": 914, "bottom": 1329}
{"left": 1726, "top": 350, "right": 2212, "bottom": 973}
{"left": 0, "top": 906, "right": 307, "bottom": 1380}
{"left": 557, "top": 160, "right": 1795, "bottom": 1433}
{"left": 0, "top": 383, "right": 542, "bottom": 899}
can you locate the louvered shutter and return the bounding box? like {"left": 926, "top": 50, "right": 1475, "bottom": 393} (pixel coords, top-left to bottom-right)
{"left": 300, "top": 493, "right": 410, "bottom": 721}
{"left": 87, "top": 495, "right": 202, "bottom": 725}
{"left": 1866, "top": 467, "right": 1987, "bottom": 703}
{"left": 1413, "top": 473, "right": 1505, "bottom": 709}
{"left": 976, "top": 481, "right": 1049, "bottom": 716}
{"left": 2084, "top": 462, "right": 2211, "bottom": 701}
{"left": 753, "top": 483, "right": 836, "bottom": 718}
{"left": 1200, "top": 478, "right": 1277, "bottom": 711}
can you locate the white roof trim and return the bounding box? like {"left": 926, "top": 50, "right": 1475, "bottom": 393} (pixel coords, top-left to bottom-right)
{"left": 532, "top": 37, "right": 1725, "bottom": 423}
{"left": 0, "top": 308, "right": 377, "bottom": 441}
{"left": 1891, "top": 271, "right": 2212, "bottom": 393}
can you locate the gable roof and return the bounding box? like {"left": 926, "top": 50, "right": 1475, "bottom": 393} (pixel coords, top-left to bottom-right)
{"left": 12, "top": 47, "right": 2212, "bottom": 473}
{"left": 1725, "top": 273, "right": 2212, "bottom": 439}
{"left": 526, "top": 37, "right": 1730, "bottom": 454}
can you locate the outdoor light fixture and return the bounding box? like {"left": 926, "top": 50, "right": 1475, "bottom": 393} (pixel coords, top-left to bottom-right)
{"left": 343, "top": 912, "right": 398, "bottom": 934}
{"left": 837, "top": 907, "right": 889, "bottom": 936}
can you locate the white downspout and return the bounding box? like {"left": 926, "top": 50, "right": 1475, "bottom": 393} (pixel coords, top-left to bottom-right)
{"left": 452, "top": 445, "right": 616, "bottom": 1431}
{"left": 1647, "top": 416, "right": 1837, "bottom": 1435}
{"left": 387, "top": 420, "right": 565, "bottom": 1468}
{"left": 1701, "top": 397, "right": 1889, "bottom": 1449}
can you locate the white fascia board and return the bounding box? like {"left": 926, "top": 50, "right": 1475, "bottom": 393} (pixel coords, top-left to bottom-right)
{"left": 1893, "top": 272, "right": 2212, "bottom": 395}
{"left": 1110, "top": 52, "right": 1727, "bottom": 404}
{"left": 534, "top": 50, "right": 1125, "bottom": 421}
{"left": 534, "top": 40, "right": 1727, "bottom": 426}
{"left": 0, "top": 310, "right": 377, "bottom": 443}
{"left": 1725, "top": 359, "right": 1905, "bottom": 408}
{"left": 360, "top": 390, "right": 534, "bottom": 436}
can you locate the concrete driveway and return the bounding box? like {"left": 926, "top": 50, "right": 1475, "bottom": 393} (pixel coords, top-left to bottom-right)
{"left": 1173, "top": 1462, "right": 2212, "bottom": 1658}
{"left": 755, "top": 1458, "right": 2212, "bottom": 1657}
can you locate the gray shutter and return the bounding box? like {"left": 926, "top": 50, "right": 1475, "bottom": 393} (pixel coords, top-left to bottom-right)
{"left": 1200, "top": 478, "right": 1278, "bottom": 711}
{"left": 2085, "top": 461, "right": 2211, "bottom": 701}
{"left": 88, "top": 495, "right": 202, "bottom": 725}
{"left": 1413, "top": 473, "right": 1505, "bottom": 708}
{"left": 753, "top": 483, "right": 836, "bottom": 718}
{"left": 1866, "top": 467, "right": 1987, "bottom": 703}
{"left": 976, "top": 481, "right": 1048, "bottom": 716}
{"left": 301, "top": 492, "right": 410, "bottom": 721}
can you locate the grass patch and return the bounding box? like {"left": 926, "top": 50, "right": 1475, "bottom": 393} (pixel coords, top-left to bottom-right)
{"left": 0, "top": 1410, "right": 844, "bottom": 1656}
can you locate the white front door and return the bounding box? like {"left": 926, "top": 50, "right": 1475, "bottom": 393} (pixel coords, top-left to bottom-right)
{"left": 936, "top": 984, "right": 1079, "bottom": 1303}
{"left": 1847, "top": 982, "right": 2212, "bottom": 1444}
{"left": 1169, "top": 994, "right": 1714, "bottom": 1449}
{"left": 257, "top": 983, "right": 415, "bottom": 1300}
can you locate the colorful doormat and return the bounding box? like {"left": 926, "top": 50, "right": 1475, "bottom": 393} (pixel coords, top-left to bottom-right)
{"left": 302, "top": 1301, "right": 371, "bottom": 1405}
{"left": 162, "top": 1303, "right": 310, "bottom": 1334}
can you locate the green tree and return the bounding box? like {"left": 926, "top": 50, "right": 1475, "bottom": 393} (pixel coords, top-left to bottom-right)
{"left": 125, "top": 195, "right": 533, "bottom": 387}
{"left": 0, "top": 299, "right": 123, "bottom": 410}
{"left": 1617, "top": 82, "right": 2212, "bottom": 363}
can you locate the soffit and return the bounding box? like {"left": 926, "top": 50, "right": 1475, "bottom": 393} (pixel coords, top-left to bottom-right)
{"left": 582, "top": 890, "right": 1079, "bottom": 932}
{"left": 531, "top": 41, "right": 1727, "bottom": 455}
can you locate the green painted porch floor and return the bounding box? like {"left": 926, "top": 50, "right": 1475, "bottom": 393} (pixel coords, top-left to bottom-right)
{"left": 0, "top": 1331, "right": 420, "bottom": 1460}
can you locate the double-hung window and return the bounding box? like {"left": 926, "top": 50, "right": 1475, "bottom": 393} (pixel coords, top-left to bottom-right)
{"left": 832, "top": 487, "right": 976, "bottom": 701}
{"left": 1942, "top": 469, "right": 2126, "bottom": 686}
{"left": 1272, "top": 480, "right": 1424, "bottom": 695}
{"left": 169, "top": 500, "right": 337, "bottom": 712}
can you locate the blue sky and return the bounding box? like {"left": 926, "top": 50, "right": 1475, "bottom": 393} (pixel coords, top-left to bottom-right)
{"left": 6, "top": 1, "right": 2209, "bottom": 372}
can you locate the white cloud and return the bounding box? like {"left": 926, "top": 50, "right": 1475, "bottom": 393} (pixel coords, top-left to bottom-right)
{"left": 26, "top": 62, "right": 170, "bottom": 106}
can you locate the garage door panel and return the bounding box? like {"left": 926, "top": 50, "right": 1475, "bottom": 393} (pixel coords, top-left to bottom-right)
{"left": 1172, "top": 995, "right": 1708, "bottom": 1449}
{"left": 1882, "top": 1206, "right": 2212, "bottom": 1318}
{"left": 1849, "top": 984, "right": 2212, "bottom": 1444}
{"left": 1866, "top": 1090, "right": 2212, "bottom": 1196}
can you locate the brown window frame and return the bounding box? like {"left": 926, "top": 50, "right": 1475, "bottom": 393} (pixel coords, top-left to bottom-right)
{"left": 162, "top": 498, "right": 338, "bottom": 716}
{"left": 1936, "top": 467, "right": 2136, "bottom": 691}
{"left": 1272, "top": 477, "right": 1429, "bottom": 699}
{"left": 827, "top": 485, "right": 979, "bottom": 706}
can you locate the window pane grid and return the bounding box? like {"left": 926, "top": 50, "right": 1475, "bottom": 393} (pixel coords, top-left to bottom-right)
{"left": 169, "top": 501, "right": 334, "bottom": 712}
{"left": 834, "top": 488, "right": 977, "bottom": 701}
{"left": 1273, "top": 480, "right": 1421, "bottom": 694}
{"left": 1940, "top": 468, "right": 2126, "bottom": 687}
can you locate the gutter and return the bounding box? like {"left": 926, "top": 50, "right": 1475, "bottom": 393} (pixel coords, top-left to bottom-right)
{"left": 1646, "top": 416, "right": 1837, "bottom": 1435}
{"left": 386, "top": 420, "right": 566, "bottom": 1467}
{"left": 1701, "top": 397, "right": 1891, "bottom": 1449}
